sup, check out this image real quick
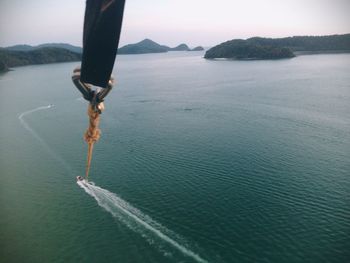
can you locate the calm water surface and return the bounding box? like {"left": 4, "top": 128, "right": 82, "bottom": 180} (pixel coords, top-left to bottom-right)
{"left": 1, "top": 51, "right": 349, "bottom": 263}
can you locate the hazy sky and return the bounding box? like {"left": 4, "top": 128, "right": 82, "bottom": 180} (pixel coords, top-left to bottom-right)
{"left": 0, "top": 0, "right": 349, "bottom": 47}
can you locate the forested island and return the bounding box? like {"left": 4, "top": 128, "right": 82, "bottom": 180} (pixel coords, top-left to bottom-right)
{"left": 2, "top": 34, "right": 349, "bottom": 72}
{"left": 0, "top": 40, "right": 205, "bottom": 72}
{"left": 205, "top": 34, "right": 350, "bottom": 60}
{"left": 4, "top": 43, "right": 82, "bottom": 53}
{"left": 0, "top": 47, "right": 81, "bottom": 72}
{"left": 118, "top": 39, "right": 204, "bottom": 54}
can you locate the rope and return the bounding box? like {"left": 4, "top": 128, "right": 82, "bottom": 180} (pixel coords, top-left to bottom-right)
{"left": 84, "top": 103, "right": 104, "bottom": 179}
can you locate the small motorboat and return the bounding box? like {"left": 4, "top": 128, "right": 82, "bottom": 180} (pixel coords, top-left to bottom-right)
{"left": 76, "top": 176, "right": 84, "bottom": 181}
{"left": 76, "top": 176, "right": 91, "bottom": 186}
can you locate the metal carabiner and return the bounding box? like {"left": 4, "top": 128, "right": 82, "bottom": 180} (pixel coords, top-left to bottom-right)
{"left": 72, "top": 67, "right": 114, "bottom": 113}
{"left": 72, "top": 67, "right": 93, "bottom": 101}
{"left": 96, "top": 77, "right": 114, "bottom": 102}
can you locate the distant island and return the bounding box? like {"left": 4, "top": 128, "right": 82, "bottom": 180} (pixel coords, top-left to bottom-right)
{"left": 118, "top": 39, "right": 204, "bottom": 54}
{"left": 205, "top": 34, "right": 350, "bottom": 60}
{"left": 2, "top": 34, "right": 349, "bottom": 71}
{"left": 3, "top": 43, "right": 83, "bottom": 53}
{"left": 0, "top": 47, "right": 81, "bottom": 72}
{"left": 0, "top": 39, "right": 205, "bottom": 72}
{"left": 192, "top": 46, "right": 205, "bottom": 51}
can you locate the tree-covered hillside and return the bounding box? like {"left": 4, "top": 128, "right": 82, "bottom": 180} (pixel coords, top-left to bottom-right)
{"left": 118, "top": 39, "right": 169, "bottom": 54}
{"left": 0, "top": 47, "right": 81, "bottom": 71}
{"left": 117, "top": 39, "right": 203, "bottom": 54}
{"left": 205, "top": 34, "right": 350, "bottom": 59}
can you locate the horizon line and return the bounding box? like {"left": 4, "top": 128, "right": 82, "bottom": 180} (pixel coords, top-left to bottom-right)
{"left": 2, "top": 32, "right": 349, "bottom": 49}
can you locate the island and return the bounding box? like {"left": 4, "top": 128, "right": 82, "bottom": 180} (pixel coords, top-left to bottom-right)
{"left": 118, "top": 39, "right": 170, "bottom": 54}
{"left": 170, "top": 44, "right": 190, "bottom": 51}
{"left": 0, "top": 47, "right": 81, "bottom": 72}
{"left": 0, "top": 39, "right": 205, "bottom": 71}
{"left": 204, "top": 34, "right": 350, "bottom": 60}
{"left": 191, "top": 46, "right": 204, "bottom": 51}
{"left": 117, "top": 39, "right": 203, "bottom": 54}
{"left": 4, "top": 43, "right": 82, "bottom": 53}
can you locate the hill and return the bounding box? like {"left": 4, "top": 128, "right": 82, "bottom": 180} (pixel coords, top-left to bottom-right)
{"left": 0, "top": 47, "right": 82, "bottom": 71}
{"left": 5, "top": 43, "right": 83, "bottom": 53}
{"left": 205, "top": 34, "right": 350, "bottom": 59}
{"left": 191, "top": 46, "right": 204, "bottom": 51}
{"left": 118, "top": 39, "right": 203, "bottom": 54}
{"left": 118, "top": 39, "right": 169, "bottom": 54}
{"left": 37, "top": 43, "right": 82, "bottom": 53}
{"left": 4, "top": 44, "right": 34, "bottom": 52}
{"left": 3, "top": 40, "right": 203, "bottom": 57}
{"left": 170, "top": 44, "right": 190, "bottom": 51}
{"left": 205, "top": 40, "right": 295, "bottom": 60}
{"left": 0, "top": 39, "right": 205, "bottom": 72}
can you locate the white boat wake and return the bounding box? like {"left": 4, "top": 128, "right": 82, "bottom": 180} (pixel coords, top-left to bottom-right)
{"left": 18, "top": 105, "right": 53, "bottom": 126}
{"left": 19, "top": 105, "right": 208, "bottom": 263}
{"left": 18, "top": 104, "right": 73, "bottom": 172}
{"left": 77, "top": 180, "right": 207, "bottom": 262}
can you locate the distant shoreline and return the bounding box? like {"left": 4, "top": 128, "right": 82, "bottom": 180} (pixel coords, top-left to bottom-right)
{"left": 2, "top": 49, "right": 350, "bottom": 73}
{"left": 204, "top": 34, "right": 350, "bottom": 60}
{"left": 293, "top": 50, "right": 350, "bottom": 55}
{"left": 0, "top": 47, "right": 81, "bottom": 73}
{"left": 1, "top": 34, "right": 350, "bottom": 72}
{"left": 3, "top": 50, "right": 350, "bottom": 73}
{"left": 205, "top": 50, "right": 350, "bottom": 61}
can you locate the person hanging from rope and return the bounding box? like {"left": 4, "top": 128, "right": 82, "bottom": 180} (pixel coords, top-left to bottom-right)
{"left": 72, "top": 0, "right": 126, "bottom": 182}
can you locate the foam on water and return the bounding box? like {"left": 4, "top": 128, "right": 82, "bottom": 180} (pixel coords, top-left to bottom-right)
{"left": 18, "top": 105, "right": 73, "bottom": 172}
{"left": 77, "top": 180, "right": 207, "bottom": 262}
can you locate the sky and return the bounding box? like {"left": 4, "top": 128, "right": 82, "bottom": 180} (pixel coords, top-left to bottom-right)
{"left": 0, "top": 0, "right": 349, "bottom": 48}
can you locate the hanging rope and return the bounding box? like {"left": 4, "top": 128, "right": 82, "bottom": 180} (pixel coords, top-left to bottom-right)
{"left": 84, "top": 102, "right": 104, "bottom": 179}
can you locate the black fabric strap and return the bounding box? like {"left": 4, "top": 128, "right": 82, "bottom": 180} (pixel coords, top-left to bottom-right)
{"left": 81, "top": 0, "right": 126, "bottom": 88}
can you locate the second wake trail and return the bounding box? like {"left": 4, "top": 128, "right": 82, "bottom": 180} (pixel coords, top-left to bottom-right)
{"left": 77, "top": 180, "right": 208, "bottom": 263}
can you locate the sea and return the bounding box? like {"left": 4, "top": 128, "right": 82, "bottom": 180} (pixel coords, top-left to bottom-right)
{"left": 0, "top": 51, "right": 349, "bottom": 263}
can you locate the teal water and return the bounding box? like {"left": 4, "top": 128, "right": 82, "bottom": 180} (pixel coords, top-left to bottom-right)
{"left": 0, "top": 51, "right": 349, "bottom": 263}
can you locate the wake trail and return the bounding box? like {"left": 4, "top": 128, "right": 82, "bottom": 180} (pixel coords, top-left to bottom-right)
{"left": 18, "top": 105, "right": 207, "bottom": 262}
{"left": 78, "top": 181, "right": 208, "bottom": 263}
{"left": 18, "top": 105, "right": 73, "bottom": 173}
